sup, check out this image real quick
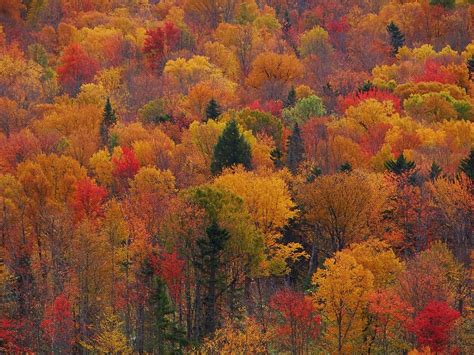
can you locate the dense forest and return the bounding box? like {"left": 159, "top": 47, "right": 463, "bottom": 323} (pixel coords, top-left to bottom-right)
{"left": 0, "top": 0, "right": 473, "bottom": 353}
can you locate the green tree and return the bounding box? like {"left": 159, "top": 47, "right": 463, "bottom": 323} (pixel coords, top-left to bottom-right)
{"left": 211, "top": 119, "right": 252, "bottom": 175}
{"left": 100, "top": 97, "right": 117, "bottom": 147}
{"left": 196, "top": 222, "right": 230, "bottom": 337}
{"left": 384, "top": 153, "right": 416, "bottom": 175}
{"left": 467, "top": 57, "right": 474, "bottom": 80}
{"left": 149, "top": 274, "right": 187, "bottom": 353}
{"left": 339, "top": 162, "right": 352, "bottom": 173}
{"left": 429, "top": 0, "right": 455, "bottom": 9}
{"left": 285, "top": 86, "right": 296, "bottom": 108}
{"left": 286, "top": 123, "right": 305, "bottom": 174}
{"left": 459, "top": 149, "right": 474, "bottom": 180}
{"left": 282, "top": 95, "right": 326, "bottom": 125}
{"left": 429, "top": 162, "right": 442, "bottom": 181}
{"left": 386, "top": 22, "right": 405, "bottom": 56}
{"left": 270, "top": 148, "right": 284, "bottom": 169}
{"left": 205, "top": 98, "right": 221, "bottom": 121}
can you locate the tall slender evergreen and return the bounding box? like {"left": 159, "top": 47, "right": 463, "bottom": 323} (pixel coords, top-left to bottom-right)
{"left": 386, "top": 22, "right": 405, "bottom": 56}
{"left": 286, "top": 123, "right": 305, "bottom": 174}
{"left": 100, "top": 97, "right": 117, "bottom": 147}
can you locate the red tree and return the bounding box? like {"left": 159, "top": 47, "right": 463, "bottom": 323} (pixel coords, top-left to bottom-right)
{"left": 40, "top": 294, "right": 75, "bottom": 353}
{"left": 414, "top": 60, "right": 457, "bottom": 84}
{"left": 269, "top": 289, "right": 321, "bottom": 354}
{"left": 338, "top": 89, "right": 402, "bottom": 113}
{"left": 0, "top": 318, "right": 26, "bottom": 353}
{"left": 143, "top": 22, "right": 181, "bottom": 70}
{"left": 411, "top": 301, "right": 460, "bottom": 353}
{"left": 112, "top": 147, "right": 140, "bottom": 181}
{"left": 247, "top": 100, "right": 283, "bottom": 116}
{"left": 150, "top": 250, "right": 185, "bottom": 304}
{"left": 57, "top": 43, "right": 99, "bottom": 95}
{"left": 71, "top": 177, "right": 107, "bottom": 222}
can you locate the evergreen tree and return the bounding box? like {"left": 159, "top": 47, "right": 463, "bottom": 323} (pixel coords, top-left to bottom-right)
{"left": 467, "top": 57, "right": 474, "bottom": 80}
{"left": 384, "top": 153, "right": 416, "bottom": 175}
{"left": 285, "top": 86, "right": 296, "bottom": 108}
{"left": 339, "top": 162, "right": 352, "bottom": 173}
{"left": 100, "top": 97, "right": 117, "bottom": 147}
{"left": 270, "top": 148, "right": 284, "bottom": 169}
{"left": 386, "top": 22, "right": 405, "bottom": 56}
{"left": 429, "top": 162, "right": 442, "bottom": 181}
{"left": 149, "top": 275, "right": 187, "bottom": 354}
{"left": 210, "top": 119, "right": 252, "bottom": 175}
{"left": 358, "top": 80, "right": 374, "bottom": 93}
{"left": 306, "top": 165, "right": 322, "bottom": 183}
{"left": 429, "top": 0, "right": 455, "bottom": 9}
{"left": 195, "top": 222, "right": 229, "bottom": 337}
{"left": 459, "top": 149, "right": 474, "bottom": 180}
{"left": 205, "top": 98, "right": 221, "bottom": 121}
{"left": 286, "top": 123, "right": 305, "bottom": 174}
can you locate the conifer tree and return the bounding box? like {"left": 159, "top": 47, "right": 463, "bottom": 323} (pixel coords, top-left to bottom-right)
{"left": 467, "top": 57, "right": 474, "bottom": 80}
{"left": 429, "top": 162, "right": 442, "bottom": 181}
{"left": 386, "top": 22, "right": 405, "bottom": 56}
{"left": 195, "top": 222, "right": 229, "bottom": 337}
{"left": 100, "top": 98, "right": 117, "bottom": 147}
{"left": 286, "top": 123, "right": 305, "bottom": 174}
{"left": 384, "top": 153, "right": 416, "bottom": 175}
{"left": 339, "top": 162, "right": 352, "bottom": 173}
{"left": 270, "top": 148, "right": 284, "bottom": 169}
{"left": 306, "top": 165, "right": 322, "bottom": 183}
{"left": 205, "top": 98, "right": 221, "bottom": 121}
{"left": 149, "top": 275, "right": 187, "bottom": 353}
{"left": 459, "top": 149, "right": 474, "bottom": 180}
{"left": 285, "top": 86, "right": 296, "bottom": 108}
{"left": 211, "top": 119, "right": 252, "bottom": 175}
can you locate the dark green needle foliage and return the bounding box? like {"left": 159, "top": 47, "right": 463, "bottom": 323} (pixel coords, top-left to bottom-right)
{"left": 384, "top": 153, "right": 416, "bottom": 175}
{"left": 459, "top": 149, "right": 474, "bottom": 180}
{"left": 386, "top": 22, "right": 405, "bottom": 56}
{"left": 205, "top": 98, "right": 221, "bottom": 121}
{"left": 286, "top": 123, "right": 305, "bottom": 175}
{"left": 211, "top": 119, "right": 252, "bottom": 175}
{"left": 100, "top": 97, "right": 117, "bottom": 147}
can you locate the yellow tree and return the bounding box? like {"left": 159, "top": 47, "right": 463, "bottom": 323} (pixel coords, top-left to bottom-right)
{"left": 312, "top": 252, "right": 374, "bottom": 355}
{"left": 213, "top": 167, "right": 305, "bottom": 276}
{"left": 298, "top": 171, "right": 388, "bottom": 252}
{"left": 246, "top": 52, "right": 303, "bottom": 100}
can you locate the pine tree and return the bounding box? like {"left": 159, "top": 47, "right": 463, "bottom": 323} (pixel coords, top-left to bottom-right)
{"left": 285, "top": 86, "right": 296, "bottom": 108}
{"left": 339, "top": 162, "right": 352, "bottom": 173}
{"left": 210, "top": 119, "right": 252, "bottom": 175}
{"left": 286, "top": 123, "right": 305, "bottom": 174}
{"left": 459, "top": 149, "right": 474, "bottom": 180}
{"left": 270, "top": 148, "right": 284, "bottom": 169}
{"left": 429, "top": 162, "right": 442, "bottom": 181}
{"left": 306, "top": 165, "right": 322, "bottom": 183}
{"left": 149, "top": 275, "right": 187, "bottom": 353}
{"left": 429, "top": 0, "right": 455, "bottom": 9}
{"left": 205, "top": 98, "right": 221, "bottom": 121}
{"left": 386, "top": 22, "right": 405, "bottom": 56}
{"left": 195, "top": 222, "right": 229, "bottom": 337}
{"left": 384, "top": 153, "right": 416, "bottom": 175}
{"left": 467, "top": 57, "right": 474, "bottom": 80}
{"left": 100, "top": 98, "right": 117, "bottom": 147}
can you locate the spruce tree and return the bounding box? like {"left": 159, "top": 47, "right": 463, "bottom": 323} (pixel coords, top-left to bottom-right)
{"left": 467, "top": 57, "right": 474, "bottom": 80}
{"left": 429, "top": 162, "right": 442, "bottom": 181}
{"left": 285, "top": 86, "right": 296, "bottom": 108}
{"left": 270, "top": 148, "right": 284, "bottom": 169}
{"left": 195, "top": 222, "right": 229, "bottom": 337}
{"left": 100, "top": 97, "right": 117, "bottom": 147}
{"left": 205, "top": 98, "right": 221, "bottom": 121}
{"left": 386, "top": 22, "right": 405, "bottom": 56}
{"left": 429, "top": 0, "right": 455, "bottom": 9}
{"left": 339, "top": 162, "right": 352, "bottom": 173}
{"left": 384, "top": 153, "right": 416, "bottom": 175}
{"left": 149, "top": 275, "right": 187, "bottom": 353}
{"left": 306, "top": 165, "right": 322, "bottom": 183}
{"left": 286, "top": 123, "right": 305, "bottom": 174}
{"left": 210, "top": 119, "right": 252, "bottom": 175}
{"left": 459, "top": 149, "right": 474, "bottom": 180}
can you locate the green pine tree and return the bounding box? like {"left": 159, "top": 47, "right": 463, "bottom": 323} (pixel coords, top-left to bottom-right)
{"left": 205, "top": 98, "right": 221, "bottom": 121}
{"left": 285, "top": 86, "right": 296, "bottom": 108}
{"left": 149, "top": 275, "right": 187, "bottom": 354}
{"left": 339, "top": 162, "right": 352, "bottom": 173}
{"left": 384, "top": 153, "right": 416, "bottom": 175}
{"left": 100, "top": 97, "right": 117, "bottom": 147}
{"left": 270, "top": 148, "right": 284, "bottom": 169}
{"left": 306, "top": 165, "right": 322, "bottom": 183}
{"left": 286, "top": 123, "right": 305, "bottom": 174}
{"left": 429, "top": 162, "right": 442, "bottom": 181}
{"left": 386, "top": 22, "right": 405, "bottom": 56}
{"left": 467, "top": 57, "right": 474, "bottom": 80}
{"left": 195, "top": 222, "right": 229, "bottom": 337}
{"left": 429, "top": 0, "right": 455, "bottom": 9}
{"left": 210, "top": 119, "right": 252, "bottom": 175}
{"left": 459, "top": 149, "right": 474, "bottom": 180}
